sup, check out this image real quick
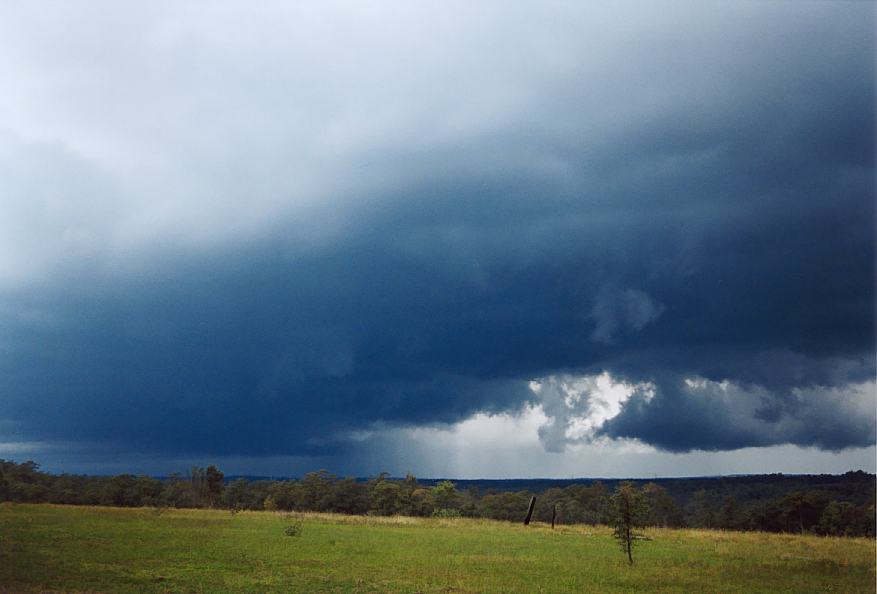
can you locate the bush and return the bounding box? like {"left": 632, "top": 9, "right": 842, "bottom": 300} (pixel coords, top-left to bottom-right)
{"left": 432, "top": 508, "right": 461, "bottom": 518}
{"left": 284, "top": 522, "right": 302, "bottom": 537}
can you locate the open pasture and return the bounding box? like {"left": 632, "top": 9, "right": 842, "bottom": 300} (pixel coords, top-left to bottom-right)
{"left": 1, "top": 503, "right": 874, "bottom": 593}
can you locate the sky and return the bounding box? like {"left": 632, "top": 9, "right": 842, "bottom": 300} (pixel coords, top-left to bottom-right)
{"left": 0, "top": 1, "right": 875, "bottom": 478}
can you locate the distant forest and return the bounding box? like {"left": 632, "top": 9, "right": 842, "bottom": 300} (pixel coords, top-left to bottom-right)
{"left": 2, "top": 460, "right": 873, "bottom": 537}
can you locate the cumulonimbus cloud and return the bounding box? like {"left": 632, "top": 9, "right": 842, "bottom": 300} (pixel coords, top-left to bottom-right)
{"left": 0, "top": 1, "right": 873, "bottom": 463}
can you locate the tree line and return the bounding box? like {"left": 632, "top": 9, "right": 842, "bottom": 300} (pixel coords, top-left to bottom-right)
{"left": 1, "top": 460, "right": 873, "bottom": 537}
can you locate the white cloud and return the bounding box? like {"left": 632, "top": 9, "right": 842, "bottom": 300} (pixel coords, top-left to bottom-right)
{"left": 334, "top": 404, "right": 875, "bottom": 479}
{"left": 1, "top": 1, "right": 857, "bottom": 287}
{"left": 0, "top": 1, "right": 600, "bottom": 286}
{"left": 531, "top": 372, "right": 655, "bottom": 451}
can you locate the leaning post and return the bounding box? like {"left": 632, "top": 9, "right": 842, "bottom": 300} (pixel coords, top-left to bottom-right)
{"left": 524, "top": 496, "right": 537, "bottom": 525}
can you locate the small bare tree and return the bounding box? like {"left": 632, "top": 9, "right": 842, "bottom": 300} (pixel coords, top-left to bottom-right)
{"left": 610, "top": 482, "right": 649, "bottom": 564}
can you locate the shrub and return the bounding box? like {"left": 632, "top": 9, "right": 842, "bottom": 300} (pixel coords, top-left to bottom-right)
{"left": 432, "top": 508, "right": 461, "bottom": 518}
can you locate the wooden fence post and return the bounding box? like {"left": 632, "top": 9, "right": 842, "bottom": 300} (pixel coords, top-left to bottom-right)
{"left": 551, "top": 503, "right": 557, "bottom": 529}
{"left": 524, "top": 496, "right": 536, "bottom": 526}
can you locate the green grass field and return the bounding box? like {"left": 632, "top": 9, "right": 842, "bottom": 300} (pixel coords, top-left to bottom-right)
{"left": 1, "top": 503, "right": 874, "bottom": 593}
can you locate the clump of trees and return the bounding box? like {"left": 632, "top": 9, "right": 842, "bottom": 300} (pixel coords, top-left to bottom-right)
{"left": 1, "top": 459, "right": 873, "bottom": 538}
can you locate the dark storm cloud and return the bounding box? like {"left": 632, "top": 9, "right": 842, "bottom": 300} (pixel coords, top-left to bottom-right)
{"left": 0, "top": 1, "right": 873, "bottom": 460}
{"left": 598, "top": 376, "right": 876, "bottom": 453}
